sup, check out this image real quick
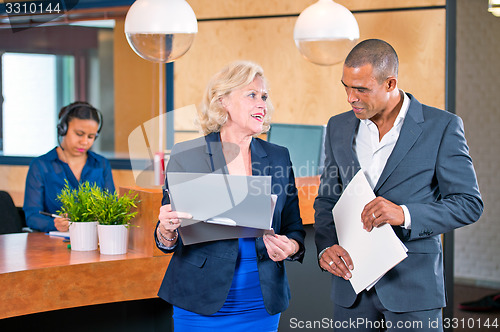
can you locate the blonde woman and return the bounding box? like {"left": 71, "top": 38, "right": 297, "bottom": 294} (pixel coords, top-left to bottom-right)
{"left": 155, "top": 61, "right": 305, "bottom": 331}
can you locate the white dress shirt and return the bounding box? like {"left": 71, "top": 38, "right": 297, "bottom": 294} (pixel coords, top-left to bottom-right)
{"left": 353, "top": 90, "right": 411, "bottom": 229}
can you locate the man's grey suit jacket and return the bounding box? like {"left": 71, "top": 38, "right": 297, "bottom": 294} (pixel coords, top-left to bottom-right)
{"left": 314, "top": 93, "right": 483, "bottom": 312}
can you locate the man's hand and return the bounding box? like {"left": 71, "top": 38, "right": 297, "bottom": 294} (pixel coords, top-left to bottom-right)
{"left": 319, "top": 245, "right": 353, "bottom": 280}
{"left": 361, "top": 196, "right": 404, "bottom": 232}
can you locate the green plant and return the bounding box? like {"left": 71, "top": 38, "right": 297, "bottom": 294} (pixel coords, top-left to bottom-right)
{"left": 57, "top": 180, "right": 139, "bottom": 226}
{"left": 91, "top": 189, "right": 139, "bottom": 226}
{"left": 56, "top": 180, "right": 98, "bottom": 222}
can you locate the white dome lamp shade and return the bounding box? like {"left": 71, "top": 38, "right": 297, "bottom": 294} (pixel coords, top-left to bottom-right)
{"left": 294, "top": 0, "right": 359, "bottom": 66}
{"left": 124, "top": 0, "right": 198, "bottom": 63}
{"left": 489, "top": 0, "right": 500, "bottom": 17}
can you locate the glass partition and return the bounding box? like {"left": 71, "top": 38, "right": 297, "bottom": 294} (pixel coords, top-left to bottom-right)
{"left": 0, "top": 23, "right": 115, "bottom": 159}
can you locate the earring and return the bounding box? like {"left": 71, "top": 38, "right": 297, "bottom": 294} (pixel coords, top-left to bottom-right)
{"left": 219, "top": 98, "right": 227, "bottom": 109}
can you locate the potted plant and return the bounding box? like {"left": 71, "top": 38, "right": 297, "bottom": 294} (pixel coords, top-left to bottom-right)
{"left": 57, "top": 181, "right": 99, "bottom": 251}
{"left": 90, "top": 188, "right": 139, "bottom": 255}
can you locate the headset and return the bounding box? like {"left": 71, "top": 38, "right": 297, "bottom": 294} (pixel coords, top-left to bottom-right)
{"left": 57, "top": 102, "right": 103, "bottom": 141}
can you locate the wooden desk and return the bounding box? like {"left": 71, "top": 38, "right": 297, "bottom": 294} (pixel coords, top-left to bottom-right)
{"left": 120, "top": 186, "right": 165, "bottom": 257}
{"left": 0, "top": 232, "right": 170, "bottom": 319}
{"left": 0, "top": 186, "right": 171, "bottom": 320}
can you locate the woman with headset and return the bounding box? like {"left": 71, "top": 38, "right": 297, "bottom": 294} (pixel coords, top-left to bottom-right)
{"left": 23, "top": 101, "right": 115, "bottom": 232}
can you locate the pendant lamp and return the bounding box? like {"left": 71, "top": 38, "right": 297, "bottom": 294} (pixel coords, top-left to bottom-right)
{"left": 294, "top": 0, "right": 359, "bottom": 66}
{"left": 124, "top": 0, "right": 198, "bottom": 186}
{"left": 124, "top": 0, "right": 198, "bottom": 63}
{"left": 489, "top": 0, "right": 500, "bottom": 17}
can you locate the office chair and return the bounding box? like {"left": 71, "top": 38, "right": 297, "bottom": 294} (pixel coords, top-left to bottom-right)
{"left": 0, "top": 190, "right": 24, "bottom": 234}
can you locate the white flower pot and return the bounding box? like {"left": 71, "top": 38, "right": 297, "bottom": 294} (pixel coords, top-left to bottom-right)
{"left": 97, "top": 224, "right": 129, "bottom": 255}
{"left": 69, "top": 221, "right": 98, "bottom": 251}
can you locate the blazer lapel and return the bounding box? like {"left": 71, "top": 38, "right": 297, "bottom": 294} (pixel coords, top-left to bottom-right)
{"left": 250, "top": 138, "right": 270, "bottom": 176}
{"left": 203, "top": 133, "right": 269, "bottom": 175}
{"left": 338, "top": 114, "right": 361, "bottom": 184}
{"left": 346, "top": 115, "right": 361, "bottom": 170}
{"left": 374, "top": 94, "right": 424, "bottom": 192}
{"left": 204, "top": 132, "right": 228, "bottom": 174}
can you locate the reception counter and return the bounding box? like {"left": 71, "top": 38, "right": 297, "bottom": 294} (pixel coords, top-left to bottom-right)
{"left": 0, "top": 232, "right": 170, "bottom": 319}
{"left": 0, "top": 186, "right": 171, "bottom": 320}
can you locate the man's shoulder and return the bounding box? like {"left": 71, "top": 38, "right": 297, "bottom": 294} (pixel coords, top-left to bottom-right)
{"left": 326, "top": 110, "right": 356, "bottom": 127}
{"left": 325, "top": 111, "right": 357, "bottom": 133}
{"left": 330, "top": 110, "right": 355, "bottom": 121}
{"left": 419, "top": 102, "right": 452, "bottom": 117}
{"left": 417, "top": 104, "right": 463, "bottom": 132}
{"left": 408, "top": 93, "right": 458, "bottom": 123}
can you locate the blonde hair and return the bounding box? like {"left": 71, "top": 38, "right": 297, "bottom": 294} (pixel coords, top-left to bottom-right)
{"left": 197, "top": 60, "right": 274, "bottom": 135}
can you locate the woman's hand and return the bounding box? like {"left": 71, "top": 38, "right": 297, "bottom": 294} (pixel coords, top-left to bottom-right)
{"left": 157, "top": 204, "right": 192, "bottom": 245}
{"left": 263, "top": 233, "right": 299, "bottom": 262}
{"left": 54, "top": 215, "right": 70, "bottom": 232}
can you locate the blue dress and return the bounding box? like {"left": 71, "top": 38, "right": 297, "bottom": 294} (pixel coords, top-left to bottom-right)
{"left": 173, "top": 238, "right": 280, "bottom": 331}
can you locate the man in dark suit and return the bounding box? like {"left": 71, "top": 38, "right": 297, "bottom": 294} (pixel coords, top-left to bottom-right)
{"left": 314, "top": 39, "right": 483, "bottom": 331}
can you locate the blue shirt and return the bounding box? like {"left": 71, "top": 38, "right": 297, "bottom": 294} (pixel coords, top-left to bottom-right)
{"left": 23, "top": 147, "right": 115, "bottom": 232}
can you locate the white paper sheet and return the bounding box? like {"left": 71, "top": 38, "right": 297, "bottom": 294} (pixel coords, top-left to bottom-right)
{"left": 332, "top": 170, "right": 408, "bottom": 294}
{"left": 48, "top": 231, "right": 70, "bottom": 239}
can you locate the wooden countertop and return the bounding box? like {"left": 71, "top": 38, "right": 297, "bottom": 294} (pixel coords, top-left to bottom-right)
{"left": 0, "top": 186, "right": 172, "bottom": 319}
{"left": 0, "top": 232, "right": 170, "bottom": 319}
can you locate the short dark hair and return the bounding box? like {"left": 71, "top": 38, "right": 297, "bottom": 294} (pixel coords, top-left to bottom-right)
{"left": 345, "top": 39, "right": 399, "bottom": 83}
{"left": 58, "top": 101, "right": 100, "bottom": 124}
